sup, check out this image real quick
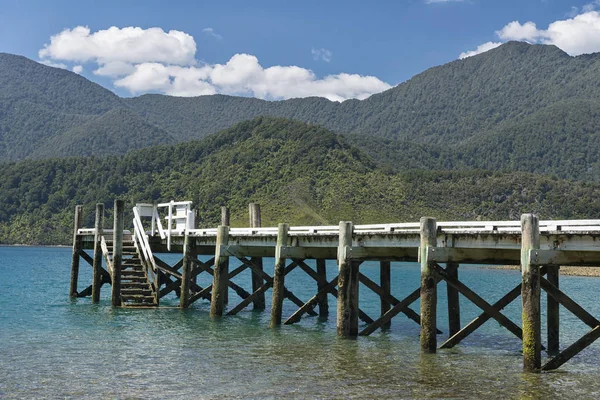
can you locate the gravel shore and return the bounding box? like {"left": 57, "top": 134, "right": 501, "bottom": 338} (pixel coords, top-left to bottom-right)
{"left": 488, "top": 265, "right": 600, "bottom": 277}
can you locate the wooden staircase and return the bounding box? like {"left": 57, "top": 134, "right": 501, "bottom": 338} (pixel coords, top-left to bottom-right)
{"left": 105, "top": 237, "right": 158, "bottom": 307}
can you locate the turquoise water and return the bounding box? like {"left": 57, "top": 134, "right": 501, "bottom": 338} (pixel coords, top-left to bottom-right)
{"left": 1, "top": 246, "right": 600, "bottom": 399}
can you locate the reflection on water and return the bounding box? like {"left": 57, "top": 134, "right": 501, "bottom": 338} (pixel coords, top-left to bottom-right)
{"left": 0, "top": 247, "right": 599, "bottom": 398}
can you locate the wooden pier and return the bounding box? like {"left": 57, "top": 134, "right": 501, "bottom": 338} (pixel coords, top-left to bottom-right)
{"left": 69, "top": 200, "right": 600, "bottom": 372}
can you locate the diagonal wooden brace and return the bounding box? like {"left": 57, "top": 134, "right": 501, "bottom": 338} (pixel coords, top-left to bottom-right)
{"left": 543, "top": 325, "right": 600, "bottom": 371}
{"left": 227, "top": 282, "right": 273, "bottom": 316}
{"left": 440, "top": 266, "right": 549, "bottom": 349}
{"left": 432, "top": 263, "right": 524, "bottom": 343}
{"left": 285, "top": 274, "right": 339, "bottom": 324}
{"left": 358, "top": 273, "right": 440, "bottom": 335}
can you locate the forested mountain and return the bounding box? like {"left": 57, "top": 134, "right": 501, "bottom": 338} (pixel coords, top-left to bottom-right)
{"left": 2, "top": 118, "right": 600, "bottom": 244}
{"left": 2, "top": 42, "right": 600, "bottom": 180}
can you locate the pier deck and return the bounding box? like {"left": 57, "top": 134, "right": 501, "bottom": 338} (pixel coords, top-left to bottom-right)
{"left": 69, "top": 200, "right": 600, "bottom": 372}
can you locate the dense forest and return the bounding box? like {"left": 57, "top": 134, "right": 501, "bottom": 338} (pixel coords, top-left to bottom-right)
{"left": 2, "top": 42, "right": 600, "bottom": 181}
{"left": 2, "top": 118, "right": 600, "bottom": 245}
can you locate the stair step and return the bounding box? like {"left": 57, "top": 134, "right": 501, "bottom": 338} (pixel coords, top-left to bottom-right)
{"left": 122, "top": 295, "right": 156, "bottom": 303}
{"left": 122, "top": 303, "right": 158, "bottom": 308}
{"left": 122, "top": 266, "right": 145, "bottom": 271}
{"left": 122, "top": 289, "right": 152, "bottom": 296}
{"left": 121, "top": 271, "right": 146, "bottom": 279}
{"left": 122, "top": 281, "right": 151, "bottom": 288}
{"left": 121, "top": 277, "right": 147, "bottom": 283}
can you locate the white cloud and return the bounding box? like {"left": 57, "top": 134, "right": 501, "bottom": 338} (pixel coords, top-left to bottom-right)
{"left": 461, "top": 10, "right": 600, "bottom": 58}
{"left": 72, "top": 65, "right": 83, "bottom": 74}
{"left": 312, "top": 48, "right": 332, "bottom": 63}
{"left": 459, "top": 42, "right": 503, "bottom": 59}
{"left": 40, "top": 26, "right": 391, "bottom": 101}
{"left": 459, "top": 9, "right": 600, "bottom": 58}
{"left": 202, "top": 27, "right": 223, "bottom": 40}
{"left": 114, "top": 53, "right": 391, "bottom": 101}
{"left": 496, "top": 21, "right": 541, "bottom": 41}
{"left": 39, "top": 26, "right": 196, "bottom": 65}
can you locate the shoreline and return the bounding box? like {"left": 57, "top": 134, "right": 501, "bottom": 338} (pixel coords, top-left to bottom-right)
{"left": 488, "top": 265, "right": 600, "bottom": 278}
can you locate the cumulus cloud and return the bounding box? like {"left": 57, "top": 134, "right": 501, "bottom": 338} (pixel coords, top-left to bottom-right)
{"left": 114, "top": 54, "right": 390, "bottom": 101}
{"left": 39, "top": 25, "right": 197, "bottom": 78}
{"left": 461, "top": 9, "right": 600, "bottom": 58}
{"left": 312, "top": 48, "right": 332, "bottom": 62}
{"left": 72, "top": 65, "right": 83, "bottom": 74}
{"left": 39, "top": 26, "right": 391, "bottom": 101}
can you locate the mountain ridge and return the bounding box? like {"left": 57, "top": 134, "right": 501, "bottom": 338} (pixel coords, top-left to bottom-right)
{"left": 2, "top": 42, "right": 600, "bottom": 180}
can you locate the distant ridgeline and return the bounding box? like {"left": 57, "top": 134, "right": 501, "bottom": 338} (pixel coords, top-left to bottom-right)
{"left": 1, "top": 117, "right": 600, "bottom": 245}
{"left": 2, "top": 41, "right": 600, "bottom": 180}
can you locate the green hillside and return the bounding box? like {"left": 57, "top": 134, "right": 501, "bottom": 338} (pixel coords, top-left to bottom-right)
{"left": 2, "top": 42, "right": 600, "bottom": 182}
{"left": 1, "top": 118, "right": 599, "bottom": 245}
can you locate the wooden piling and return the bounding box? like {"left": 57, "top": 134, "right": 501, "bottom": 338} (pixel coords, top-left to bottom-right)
{"left": 317, "top": 259, "right": 329, "bottom": 317}
{"left": 92, "top": 203, "right": 104, "bottom": 303}
{"left": 249, "top": 203, "right": 265, "bottom": 310}
{"left": 446, "top": 262, "right": 461, "bottom": 337}
{"left": 547, "top": 266, "right": 560, "bottom": 355}
{"left": 521, "top": 213, "right": 541, "bottom": 372}
{"left": 420, "top": 217, "right": 437, "bottom": 353}
{"left": 270, "top": 223, "right": 289, "bottom": 327}
{"left": 180, "top": 232, "right": 193, "bottom": 308}
{"left": 337, "top": 221, "right": 359, "bottom": 337}
{"left": 220, "top": 206, "right": 230, "bottom": 304}
{"left": 111, "top": 200, "right": 124, "bottom": 307}
{"left": 221, "top": 206, "right": 230, "bottom": 226}
{"left": 69, "top": 205, "right": 83, "bottom": 298}
{"left": 210, "top": 225, "right": 230, "bottom": 317}
{"left": 380, "top": 261, "right": 391, "bottom": 329}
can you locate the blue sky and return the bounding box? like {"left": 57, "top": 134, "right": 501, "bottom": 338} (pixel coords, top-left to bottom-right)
{"left": 1, "top": 0, "right": 599, "bottom": 100}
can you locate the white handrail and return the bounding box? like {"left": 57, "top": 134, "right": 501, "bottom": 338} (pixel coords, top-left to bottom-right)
{"left": 133, "top": 207, "right": 158, "bottom": 295}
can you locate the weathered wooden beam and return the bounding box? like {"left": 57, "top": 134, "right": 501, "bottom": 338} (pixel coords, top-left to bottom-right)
{"left": 357, "top": 273, "right": 436, "bottom": 334}
{"left": 221, "top": 207, "right": 230, "bottom": 303}
{"left": 92, "top": 203, "right": 104, "bottom": 303}
{"left": 316, "top": 259, "right": 329, "bottom": 318}
{"left": 221, "top": 206, "right": 230, "bottom": 226}
{"left": 284, "top": 275, "right": 339, "bottom": 325}
{"left": 380, "top": 261, "right": 391, "bottom": 329}
{"left": 529, "top": 249, "right": 600, "bottom": 267}
{"left": 542, "top": 325, "right": 600, "bottom": 371}
{"left": 433, "top": 263, "right": 524, "bottom": 342}
{"left": 521, "top": 213, "right": 541, "bottom": 372}
{"left": 189, "top": 284, "right": 212, "bottom": 305}
{"left": 76, "top": 273, "right": 111, "bottom": 298}
{"left": 420, "top": 217, "right": 437, "bottom": 353}
{"left": 180, "top": 232, "right": 193, "bottom": 308}
{"left": 78, "top": 249, "right": 94, "bottom": 267}
{"left": 210, "top": 225, "right": 229, "bottom": 317}
{"left": 441, "top": 266, "right": 553, "bottom": 349}
{"left": 270, "top": 223, "right": 289, "bottom": 327}
{"left": 337, "top": 221, "right": 359, "bottom": 337}
{"left": 547, "top": 266, "right": 560, "bottom": 355}
{"left": 440, "top": 283, "right": 520, "bottom": 349}
{"left": 249, "top": 203, "right": 265, "bottom": 310}
{"left": 228, "top": 282, "right": 273, "bottom": 316}
{"left": 70, "top": 205, "right": 83, "bottom": 298}
{"left": 427, "top": 247, "right": 520, "bottom": 265}
{"left": 540, "top": 276, "right": 600, "bottom": 329}
{"left": 111, "top": 200, "right": 124, "bottom": 307}
{"left": 446, "top": 262, "right": 461, "bottom": 337}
